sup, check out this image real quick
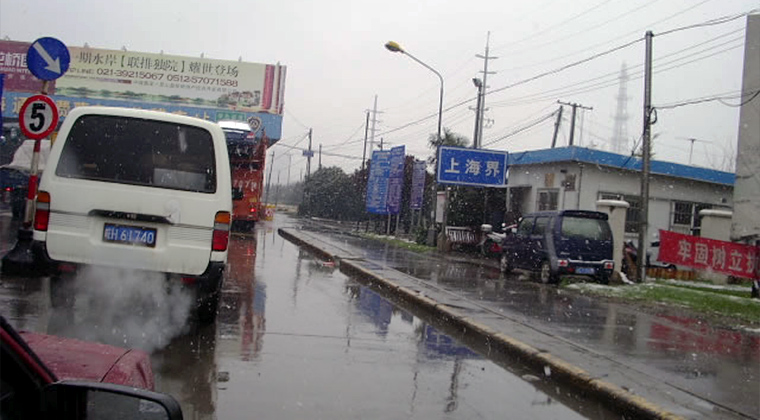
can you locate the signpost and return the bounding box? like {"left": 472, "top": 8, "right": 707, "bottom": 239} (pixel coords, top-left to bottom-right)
{"left": 2, "top": 37, "right": 69, "bottom": 275}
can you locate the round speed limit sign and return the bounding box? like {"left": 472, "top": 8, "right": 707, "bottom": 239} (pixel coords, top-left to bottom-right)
{"left": 19, "top": 95, "right": 59, "bottom": 140}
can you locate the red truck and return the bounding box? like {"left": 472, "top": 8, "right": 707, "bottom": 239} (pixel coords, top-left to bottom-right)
{"left": 0, "top": 315, "right": 183, "bottom": 419}
{"left": 219, "top": 121, "right": 268, "bottom": 232}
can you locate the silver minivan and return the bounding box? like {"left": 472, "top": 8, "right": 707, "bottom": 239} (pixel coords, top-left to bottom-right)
{"left": 32, "top": 107, "right": 232, "bottom": 322}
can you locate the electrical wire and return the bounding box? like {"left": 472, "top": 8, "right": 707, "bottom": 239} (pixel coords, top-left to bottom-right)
{"left": 655, "top": 89, "right": 760, "bottom": 110}
{"left": 482, "top": 110, "right": 559, "bottom": 147}
{"left": 493, "top": 0, "right": 717, "bottom": 73}
{"left": 656, "top": 8, "right": 760, "bottom": 37}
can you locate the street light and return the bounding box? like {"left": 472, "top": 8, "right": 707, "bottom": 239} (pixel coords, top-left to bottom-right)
{"left": 385, "top": 41, "right": 445, "bottom": 247}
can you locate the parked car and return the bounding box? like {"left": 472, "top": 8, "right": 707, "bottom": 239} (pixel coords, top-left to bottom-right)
{"left": 0, "top": 315, "right": 182, "bottom": 419}
{"left": 31, "top": 107, "right": 232, "bottom": 323}
{"left": 500, "top": 210, "right": 614, "bottom": 284}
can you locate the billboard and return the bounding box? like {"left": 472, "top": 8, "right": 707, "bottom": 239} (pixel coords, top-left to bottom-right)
{"left": 0, "top": 40, "right": 286, "bottom": 140}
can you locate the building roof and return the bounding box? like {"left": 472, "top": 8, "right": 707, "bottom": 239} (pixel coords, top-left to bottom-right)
{"left": 507, "top": 146, "right": 735, "bottom": 186}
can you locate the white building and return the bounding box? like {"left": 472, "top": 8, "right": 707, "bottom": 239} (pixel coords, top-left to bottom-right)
{"left": 504, "top": 146, "right": 734, "bottom": 243}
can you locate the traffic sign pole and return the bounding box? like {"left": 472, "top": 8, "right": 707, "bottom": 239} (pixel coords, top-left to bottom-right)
{"left": 2, "top": 37, "right": 68, "bottom": 276}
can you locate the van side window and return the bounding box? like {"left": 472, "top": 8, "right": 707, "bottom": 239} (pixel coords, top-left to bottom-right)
{"left": 533, "top": 217, "right": 550, "bottom": 236}
{"left": 56, "top": 115, "right": 217, "bottom": 193}
{"left": 516, "top": 218, "right": 533, "bottom": 236}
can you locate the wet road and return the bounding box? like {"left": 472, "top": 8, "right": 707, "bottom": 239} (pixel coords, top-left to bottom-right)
{"left": 0, "top": 212, "right": 604, "bottom": 419}
{"left": 304, "top": 219, "right": 760, "bottom": 419}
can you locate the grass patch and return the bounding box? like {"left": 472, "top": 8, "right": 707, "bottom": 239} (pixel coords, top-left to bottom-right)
{"left": 655, "top": 280, "right": 752, "bottom": 299}
{"left": 565, "top": 282, "right": 760, "bottom": 324}
{"left": 358, "top": 233, "right": 435, "bottom": 253}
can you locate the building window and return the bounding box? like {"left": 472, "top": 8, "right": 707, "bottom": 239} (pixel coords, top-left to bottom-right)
{"left": 673, "top": 201, "right": 693, "bottom": 226}
{"left": 672, "top": 201, "right": 712, "bottom": 235}
{"left": 537, "top": 189, "right": 559, "bottom": 211}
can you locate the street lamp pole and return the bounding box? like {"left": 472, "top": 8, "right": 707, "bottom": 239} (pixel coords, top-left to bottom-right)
{"left": 385, "top": 41, "right": 444, "bottom": 247}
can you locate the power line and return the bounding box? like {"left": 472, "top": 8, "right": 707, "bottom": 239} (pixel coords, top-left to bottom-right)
{"left": 375, "top": 11, "right": 754, "bottom": 142}
{"left": 656, "top": 8, "right": 759, "bottom": 37}
{"left": 482, "top": 110, "right": 559, "bottom": 147}
{"left": 493, "top": 0, "right": 717, "bottom": 73}
{"left": 655, "top": 89, "right": 760, "bottom": 110}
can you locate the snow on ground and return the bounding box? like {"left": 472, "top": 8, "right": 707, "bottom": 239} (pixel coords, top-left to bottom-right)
{"left": 661, "top": 278, "right": 752, "bottom": 292}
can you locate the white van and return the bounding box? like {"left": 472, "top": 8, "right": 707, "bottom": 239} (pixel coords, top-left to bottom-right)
{"left": 32, "top": 107, "right": 232, "bottom": 322}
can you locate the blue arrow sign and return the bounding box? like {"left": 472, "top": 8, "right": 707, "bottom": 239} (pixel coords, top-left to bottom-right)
{"left": 26, "top": 37, "right": 70, "bottom": 81}
{"left": 437, "top": 146, "right": 508, "bottom": 187}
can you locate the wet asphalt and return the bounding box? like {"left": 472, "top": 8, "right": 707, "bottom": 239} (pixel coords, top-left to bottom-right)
{"left": 290, "top": 217, "right": 760, "bottom": 420}
{"left": 0, "top": 211, "right": 621, "bottom": 419}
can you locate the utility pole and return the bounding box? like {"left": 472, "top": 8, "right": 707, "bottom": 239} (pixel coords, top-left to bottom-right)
{"left": 551, "top": 106, "right": 564, "bottom": 148}
{"left": 287, "top": 153, "right": 291, "bottom": 186}
{"left": 319, "top": 144, "right": 322, "bottom": 170}
{"left": 265, "top": 150, "right": 275, "bottom": 205}
{"left": 637, "top": 31, "right": 654, "bottom": 283}
{"left": 471, "top": 79, "right": 483, "bottom": 148}
{"left": 274, "top": 171, "right": 280, "bottom": 207}
{"left": 302, "top": 128, "right": 313, "bottom": 214}
{"left": 362, "top": 110, "right": 370, "bottom": 171}
{"left": 379, "top": 137, "right": 384, "bottom": 150}
{"left": 476, "top": 31, "right": 497, "bottom": 148}
{"left": 368, "top": 95, "right": 381, "bottom": 152}
{"left": 306, "top": 128, "right": 313, "bottom": 177}
{"left": 557, "top": 100, "right": 593, "bottom": 146}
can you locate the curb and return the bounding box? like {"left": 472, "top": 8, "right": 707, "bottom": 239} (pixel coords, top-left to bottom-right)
{"left": 278, "top": 228, "right": 684, "bottom": 420}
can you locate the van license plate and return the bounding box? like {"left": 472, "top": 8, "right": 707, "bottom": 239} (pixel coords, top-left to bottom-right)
{"left": 103, "top": 224, "right": 157, "bottom": 248}
{"left": 576, "top": 267, "right": 595, "bottom": 275}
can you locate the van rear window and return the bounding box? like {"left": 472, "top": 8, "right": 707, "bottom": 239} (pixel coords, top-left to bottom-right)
{"left": 56, "top": 115, "right": 216, "bottom": 193}
{"left": 560, "top": 216, "right": 612, "bottom": 241}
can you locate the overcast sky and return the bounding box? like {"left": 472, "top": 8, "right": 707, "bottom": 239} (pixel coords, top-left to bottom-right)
{"left": 2, "top": 0, "right": 758, "bottom": 181}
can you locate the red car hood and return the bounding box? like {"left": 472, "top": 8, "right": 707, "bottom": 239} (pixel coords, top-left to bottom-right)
{"left": 20, "top": 331, "right": 154, "bottom": 390}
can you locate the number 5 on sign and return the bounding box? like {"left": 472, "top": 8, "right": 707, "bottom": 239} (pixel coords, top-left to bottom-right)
{"left": 19, "top": 95, "right": 59, "bottom": 140}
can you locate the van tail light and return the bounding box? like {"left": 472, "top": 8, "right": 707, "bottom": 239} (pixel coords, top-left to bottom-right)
{"left": 250, "top": 206, "right": 257, "bottom": 213}
{"left": 212, "top": 211, "right": 231, "bottom": 251}
{"left": 34, "top": 191, "right": 51, "bottom": 231}
{"left": 604, "top": 261, "right": 614, "bottom": 270}
{"left": 557, "top": 259, "right": 569, "bottom": 268}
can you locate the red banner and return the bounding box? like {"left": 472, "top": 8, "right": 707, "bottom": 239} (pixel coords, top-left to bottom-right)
{"left": 658, "top": 230, "right": 759, "bottom": 280}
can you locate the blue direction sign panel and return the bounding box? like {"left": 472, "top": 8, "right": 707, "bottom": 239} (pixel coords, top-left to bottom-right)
{"left": 410, "top": 160, "right": 426, "bottom": 210}
{"left": 386, "top": 146, "right": 405, "bottom": 215}
{"left": 366, "top": 150, "right": 391, "bottom": 214}
{"left": 437, "top": 146, "right": 508, "bottom": 187}
{"left": 26, "top": 37, "right": 70, "bottom": 81}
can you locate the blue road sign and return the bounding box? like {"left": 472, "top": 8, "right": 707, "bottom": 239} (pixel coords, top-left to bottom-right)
{"left": 410, "top": 160, "right": 426, "bottom": 210}
{"left": 437, "top": 146, "right": 508, "bottom": 187}
{"left": 387, "top": 146, "right": 405, "bottom": 215}
{"left": 26, "top": 37, "right": 70, "bottom": 81}
{"left": 366, "top": 150, "right": 391, "bottom": 214}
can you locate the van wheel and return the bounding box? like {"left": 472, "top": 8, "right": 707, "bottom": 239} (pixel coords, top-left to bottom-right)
{"left": 500, "top": 254, "right": 513, "bottom": 274}
{"left": 539, "top": 261, "right": 557, "bottom": 284}
{"left": 50, "top": 274, "right": 75, "bottom": 308}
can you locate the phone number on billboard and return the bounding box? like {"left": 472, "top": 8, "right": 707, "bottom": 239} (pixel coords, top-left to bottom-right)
{"left": 97, "top": 68, "right": 165, "bottom": 80}
{"left": 166, "top": 74, "right": 238, "bottom": 87}
{"left": 95, "top": 69, "right": 239, "bottom": 87}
